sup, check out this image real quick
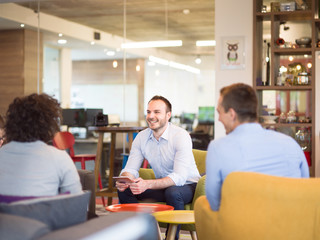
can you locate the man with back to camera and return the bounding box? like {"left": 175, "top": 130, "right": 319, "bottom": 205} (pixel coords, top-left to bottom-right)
{"left": 206, "top": 83, "right": 309, "bottom": 211}
{"left": 115, "top": 95, "right": 200, "bottom": 240}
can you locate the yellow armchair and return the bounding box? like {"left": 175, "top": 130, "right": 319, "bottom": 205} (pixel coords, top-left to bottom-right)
{"left": 194, "top": 172, "right": 320, "bottom": 240}
{"left": 139, "top": 149, "right": 207, "bottom": 232}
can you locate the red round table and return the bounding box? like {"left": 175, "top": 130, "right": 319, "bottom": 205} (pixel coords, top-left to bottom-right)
{"left": 105, "top": 203, "right": 174, "bottom": 213}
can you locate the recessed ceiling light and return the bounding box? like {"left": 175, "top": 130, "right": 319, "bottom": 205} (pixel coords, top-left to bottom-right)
{"left": 113, "top": 60, "right": 118, "bottom": 68}
{"left": 58, "top": 33, "right": 63, "bottom": 37}
{"left": 195, "top": 56, "right": 202, "bottom": 64}
{"left": 183, "top": 9, "right": 190, "bottom": 14}
{"left": 106, "top": 51, "right": 115, "bottom": 56}
{"left": 57, "top": 39, "right": 67, "bottom": 44}
{"left": 90, "top": 41, "right": 95, "bottom": 45}
{"left": 20, "top": 23, "right": 25, "bottom": 28}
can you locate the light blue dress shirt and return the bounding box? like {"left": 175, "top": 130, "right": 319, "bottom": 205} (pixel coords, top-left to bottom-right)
{"left": 206, "top": 123, "right": 309, "bottom": 211}
{"left": 121, "top": 123, "right": 200, "bottom": 186}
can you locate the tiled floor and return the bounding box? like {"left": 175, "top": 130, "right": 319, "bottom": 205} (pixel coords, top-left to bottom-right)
{"left": 95, "top": 198, "right": 193, "bottom": 240}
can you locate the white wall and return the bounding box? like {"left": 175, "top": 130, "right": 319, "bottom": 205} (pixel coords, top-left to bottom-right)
{"left": 43, "top": 46, "right": 60, "bottom": 100}
{"left": 214, "top": 0, "right": 253, "bottom": 139}
{"left": 144, "top": 55, "right": 215, "bottom": 118}
{"left": 60, "top": 48, "right": 72, "bottom": 108}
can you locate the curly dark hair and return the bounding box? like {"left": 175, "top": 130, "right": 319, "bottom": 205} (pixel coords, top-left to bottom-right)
{"left": 5, "top": 93, "right": 61, "bottom": 143}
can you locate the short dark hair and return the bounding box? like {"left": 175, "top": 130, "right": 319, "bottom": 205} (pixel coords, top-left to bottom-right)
{"left": 148, "top": 95, "right": 172, "bottom": 113}
{"left": 220, "top": 83, "right": 257, "bottom": 122}
{"left": 0, "top": 115, "right": 4, "bottom": 129}
{"left": 5, "top": 93, "right": 61, "bottom": 143}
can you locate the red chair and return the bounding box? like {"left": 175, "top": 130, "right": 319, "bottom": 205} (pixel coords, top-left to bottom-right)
{"left": 52, "top": 131, "right": 105, "bottom": 206}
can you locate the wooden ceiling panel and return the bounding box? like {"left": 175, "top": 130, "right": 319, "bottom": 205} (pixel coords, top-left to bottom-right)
{"left": 17, "top": 0, "right": 215, "bottom": 56}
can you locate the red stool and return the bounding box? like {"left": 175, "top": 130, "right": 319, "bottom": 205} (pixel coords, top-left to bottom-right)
{"left": 53, "top": 131, "right": 105, "bottom": 206}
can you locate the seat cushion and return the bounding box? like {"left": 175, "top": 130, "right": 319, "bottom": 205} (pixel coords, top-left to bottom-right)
{"left": 0, "top": 213, "right": 50, "bottom": 240}
{"left": 0, "top": 191, "right": 90, "bottom": 230}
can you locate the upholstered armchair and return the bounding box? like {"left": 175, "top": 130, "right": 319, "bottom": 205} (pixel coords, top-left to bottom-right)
{"left": 194, "top": 172, "right": 320, "bottom": 240}
{"left": 139, "top": 149, "right": 206, "bottom": 232}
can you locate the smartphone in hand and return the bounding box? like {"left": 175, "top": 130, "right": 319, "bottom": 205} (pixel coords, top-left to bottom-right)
{"left": 113, "top": 176, "right": 135, "bottom": 184}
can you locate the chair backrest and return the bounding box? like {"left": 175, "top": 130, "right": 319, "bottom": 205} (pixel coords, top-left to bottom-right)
{"left": 192, "top": 149, "right": 206, "bottom": 175}
{"left": 195, "top": 172, "right": 320, "bottom": 240}
{"left": 52, "top": 131, "right": 76, "bottom": 157}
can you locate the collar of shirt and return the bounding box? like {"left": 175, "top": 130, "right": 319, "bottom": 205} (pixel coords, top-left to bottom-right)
{"left": 148, "top": 122, "right": 171, "bottom": 142}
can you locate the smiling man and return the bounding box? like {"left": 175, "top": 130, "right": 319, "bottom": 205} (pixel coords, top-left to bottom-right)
{"left": 116, "top": 95, "right": 200, "bottom": 240}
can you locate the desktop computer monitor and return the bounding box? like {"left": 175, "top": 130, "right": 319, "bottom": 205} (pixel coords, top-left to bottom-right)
{"left": 198, "top": 106, "right": 215, "bottom": 125}
{"left": 180, "top": 113, "right": 196, "bottom": 125}
{"left": 85, "top": 108, "right": 103, "bottom": 127}
{"left": 61, "top": 108, "right": 86, "bottom": 127}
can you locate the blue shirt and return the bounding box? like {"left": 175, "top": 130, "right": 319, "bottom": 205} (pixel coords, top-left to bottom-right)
{"left": 206, "top": 123, "right": 309, "bottom": 211}
{"left": 121, "top": 123, "right": 200, "bottom": 186}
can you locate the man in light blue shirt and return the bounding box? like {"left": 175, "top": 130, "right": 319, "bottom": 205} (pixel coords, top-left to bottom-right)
{"left": 206, "top": 83, "right": 309, "bottom": 211}
{"left": 116, "top": 95, "right": 200, "bottom": 240}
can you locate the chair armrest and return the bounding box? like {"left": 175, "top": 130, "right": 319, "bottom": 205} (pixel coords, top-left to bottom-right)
{"left": 191, "top": 175, "right": 206, "bottom": 209}
{"left": 139, "top": 168, "right": 155, "bottom": 180}
{"left": 194, "top": 195, "right": 219, "bottom": 240}
{"left": 77, "top": 169, "right": 95, "bottom": 217}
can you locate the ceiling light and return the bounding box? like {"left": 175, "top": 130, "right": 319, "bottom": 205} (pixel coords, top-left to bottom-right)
{"left": 147, "top": 61, "right": 156, "bottom": 66}
{"left": 20, "top": 23, "right": 25, "bottom": 28}
{"left": 106, "top": 51, "right": 115, "bottom": 56}
{"left": 58, "top": 33, "right": 63, "bottom": 37}
{"left": 183, "top": 9, "right": 190, "bottom": 14}
{"left": 57, "top": 39, "right": 67, "bottom": 44}
{"left": 136, "top": 65, "right": 141, "bottom": 72}
{"left": 196, "top": 40, "right": 216, "bottom": 47}
{"left": 90, "top": 41, "right": 95, "bottom": 45}
{"left": 195, "top": 56, "right": 202, "bottom": 64}
{"left": 149, "top": 56, "right": 200, "bottom": 74}
{"left": 113, "top": 60, "right": 118, "bottom": 68}
{"left": 121, "top": 40, "right": 182, "bottom": 49}
{"left": 149, "top": 56, "right": 169, "bottom": 65}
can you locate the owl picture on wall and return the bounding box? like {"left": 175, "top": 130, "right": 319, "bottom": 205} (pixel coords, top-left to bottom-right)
{"left": 221, "top": 36, "right": 245, "bottom": 70}
{"left": 227, "top": 43, "right": 238, "bottom": 63}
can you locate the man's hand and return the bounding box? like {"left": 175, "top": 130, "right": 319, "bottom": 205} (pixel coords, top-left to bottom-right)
{"left": 115, "top": 181, "right": 130, "bottom": 192}
{"left": 128, "top": 178, "right": 148, "bottom": 195}
{"left": 115, "top": 172, "right": 136, "bottom": 192}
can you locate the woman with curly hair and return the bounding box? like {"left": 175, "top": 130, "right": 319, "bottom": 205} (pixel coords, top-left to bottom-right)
{"left": 0, "top": 93, "right": 82, "bottom": 196}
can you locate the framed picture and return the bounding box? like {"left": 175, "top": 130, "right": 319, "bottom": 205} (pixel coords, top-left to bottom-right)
{"left": 221, "top": 36, "right": 245, "bottom": 70}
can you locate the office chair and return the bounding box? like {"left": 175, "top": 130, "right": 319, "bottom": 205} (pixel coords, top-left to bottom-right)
{"left": 53, "top": 131, "right": 105, "bottom": 206}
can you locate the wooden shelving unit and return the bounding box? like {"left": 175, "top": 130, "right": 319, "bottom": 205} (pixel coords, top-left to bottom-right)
{"left": 253, "top": 0, "right": 316, "bottom": 175}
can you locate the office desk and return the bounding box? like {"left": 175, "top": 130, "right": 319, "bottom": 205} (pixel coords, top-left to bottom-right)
{"left": 88, "top": 126, "right": 146, "bottom": 205}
